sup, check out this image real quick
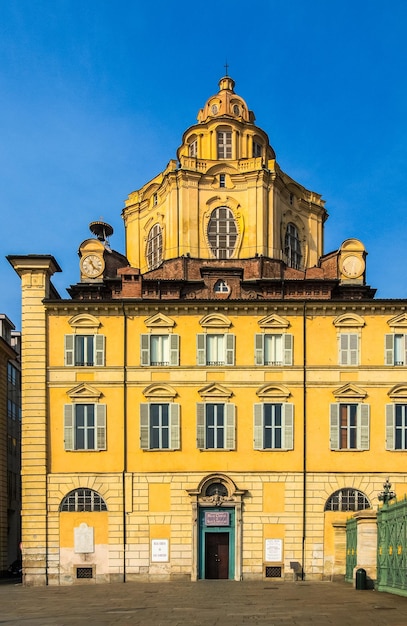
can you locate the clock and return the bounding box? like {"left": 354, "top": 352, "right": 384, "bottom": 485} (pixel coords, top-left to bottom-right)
{"left": 341, "top": 254, "right": 365, "bottom": 279}
{"left": 80, "top": 253, "right": 104, "bottom": 278}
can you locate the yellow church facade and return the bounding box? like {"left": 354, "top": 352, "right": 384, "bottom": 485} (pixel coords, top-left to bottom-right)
{"left": 8, "top": 77, "right": 407, "bottom": 586}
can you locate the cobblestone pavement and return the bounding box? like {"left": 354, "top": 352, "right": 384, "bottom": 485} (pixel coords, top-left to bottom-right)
{"left": 1, "top": 579, "right": 407, "bottom": 625}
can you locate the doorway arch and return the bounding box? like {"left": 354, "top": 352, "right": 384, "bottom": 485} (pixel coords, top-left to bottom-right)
{"left": 187, "top": 474, "right": 246, "bottom": 581}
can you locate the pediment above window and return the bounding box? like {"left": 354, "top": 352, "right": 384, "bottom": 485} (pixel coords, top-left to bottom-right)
{"left": 143, "top": 182, "right": 160, "bottom": 202}
{"left": 142, "top": 383, "right": 177, "bottom": 400}
{"left": 199, "top": 313, "right": 232, "bottom": 329}
{"left": 68, "top": 314, "right": 101, "bottom": 331}
{"left": 387, "top": 313, "right": 407, "bottom": 329}
{"left": 206, "top": 163, "right": 238, "bottom": 176}
{"left": 333, "top": 313, "right": 365, "bottom": 328}
{"left": 144, "top": 313, "right": 176, "bottom": 328}
{"left": 333, "top": 383, "right": 367, "bottom": 401}
{"left": 198, "top": 383, "right": 233, "bottom": 399}
{"left": 388, "top": 384, "right": 407, "bottom": 400}
{"left": 67, "top": 383, "right": 102, "bottom": 401}
{"left": 258, "top": 314, "right": 290, "bottom": 329}
{"left": 256, "top": 384, "right": 291, "bottom": 400}
{"left": 206, "top": 195, "right": 241, "bottom": 212}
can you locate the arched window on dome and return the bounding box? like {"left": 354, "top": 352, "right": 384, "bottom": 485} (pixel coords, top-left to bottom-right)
{"left": 188, "top": 134, "right": 198, "bottom": 158}
{"left": 60, "top": 488, "right": 108, "bottom": 512}
{"left": 217, "top": 130, "right": 232, "bottom": 159}
{"left": 324, "top": 488, "right": 371, "bottom": 512}
{"left": 146, "top": 224, "right": 163, "bottom": 270}
{"left": 207, "top": 207, "right": 238, "bottom": 259}
{"left": 252, "top": 135, "right": 263, "bottom": 158}
{"left": 285, "top": 223, "right": 302, "bottom": 269}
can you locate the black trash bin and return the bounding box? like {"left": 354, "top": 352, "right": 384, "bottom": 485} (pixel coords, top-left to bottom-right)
{"left": 355, "top": 568, "right": 367, "bottom": 590}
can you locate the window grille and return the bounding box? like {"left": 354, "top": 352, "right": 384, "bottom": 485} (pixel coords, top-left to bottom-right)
{"left": 285, "top": 223, "right": 302, "bottom": 269}
{"left": 207, "top": 207, "right": 237, "bottom": 259}
{"left": 265, "top": 566, "right": 282, "bottom": 578}
{"left": 146, "top": 223, "right": 163, "bottom": 270}
{"left": 206, "top": 482, "right": 228, "bottom": 497}
{"left": 76, "top": 567, "right": 93, "bottom": 579}
{"left": 214, "top": 280, "right": 229, "bottom": 293}
{"left": 60, "top": 488, "right": 107, "bottom": 512}
{"left": 324, "top": 488, "right": 370, "bottom": 512}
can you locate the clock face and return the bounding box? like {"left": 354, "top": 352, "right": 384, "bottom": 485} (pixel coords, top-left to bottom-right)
{"left": 81, "top": 254, "right": 104, "bottom": 278}
{"left": 341, "top": 255, "right": 365, "bottom": 278}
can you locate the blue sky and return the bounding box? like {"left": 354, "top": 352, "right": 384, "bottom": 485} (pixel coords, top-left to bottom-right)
{"left": 2, "top": 1, "right": 407, "bottom": 326}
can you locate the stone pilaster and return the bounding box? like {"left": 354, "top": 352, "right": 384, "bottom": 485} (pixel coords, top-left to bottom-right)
{"left": 8, "top": 255, "right": 61, "bottom": 586}
{"left": 353, "top": 509, "right": 377, "bottom": 587}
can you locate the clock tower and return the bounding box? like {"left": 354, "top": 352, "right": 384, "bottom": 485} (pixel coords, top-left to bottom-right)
{"left": 339, "top": 238, "right": 366, "bottom": 284}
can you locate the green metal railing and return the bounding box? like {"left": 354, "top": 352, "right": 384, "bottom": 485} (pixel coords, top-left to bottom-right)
{"left": 345, "top": 517, "right": 357, "bottom": 583}
{"left": 377, "top": 496, "right": 407, "bottom": 597}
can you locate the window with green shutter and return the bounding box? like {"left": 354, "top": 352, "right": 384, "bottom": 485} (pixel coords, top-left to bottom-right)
{"left": 384, "top": 334, "right": 407, "bottom": 366}
{"left": 140, "top": 334, "right": 179, "bottom": 366}
{"left": 329, "top": 403, "right": 369, "bottom": 450}
{"left": 254, "top": 334, "right": 293, "bottom": 366}
{"left": 139, "top": 403, "right": 180, "bottom": 450}
{"left": 63, "top": 404, "right": 106, "bottom": 451}
{"left": 196, "top": 334, "right": 235, "bottom": 366}
{"left": 64, "top": 334, "right": 105, "bottom": 367}
{"left": 196, "top": 403, "right": 235, "bottom": 450}
{"left": 386, "top": 404, "right": 407, "bottom": 450}
{"left": 253, "top": 403, "right": 294, "bottom": 449}
{"left": 338, "top": 333, "right": 359, "bottom": 366}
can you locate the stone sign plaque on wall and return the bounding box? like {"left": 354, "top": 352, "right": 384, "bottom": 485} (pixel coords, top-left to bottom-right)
{"left": 265, "top": 538, "right": 283, "bottom": 562}
{"left": 204, "top": 511, "right": 230, "bottom": 526}
{"left": 151, "top": 539, "right": 169, "bottom": 562}
{"left": 74, "top": 523, "right": 94, "bottom": 554}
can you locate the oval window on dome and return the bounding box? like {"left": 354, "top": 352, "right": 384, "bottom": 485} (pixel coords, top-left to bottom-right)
{"left": 233, "top": 104, "right": 240, "bottom": 115}
{"left": 207, "top": 207, "right": 238, "bottom": 259}
{"left": 146, "top": 223, "right": 163, "bottom": 270}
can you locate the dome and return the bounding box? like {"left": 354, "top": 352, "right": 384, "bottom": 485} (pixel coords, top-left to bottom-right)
{"left": 197, "top": 76, "right": 255, "bottom": 124}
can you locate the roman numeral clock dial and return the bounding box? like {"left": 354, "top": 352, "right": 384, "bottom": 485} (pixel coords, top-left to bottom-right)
{"left": 80, "top": 253, "right": 104, "bottom": 278}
